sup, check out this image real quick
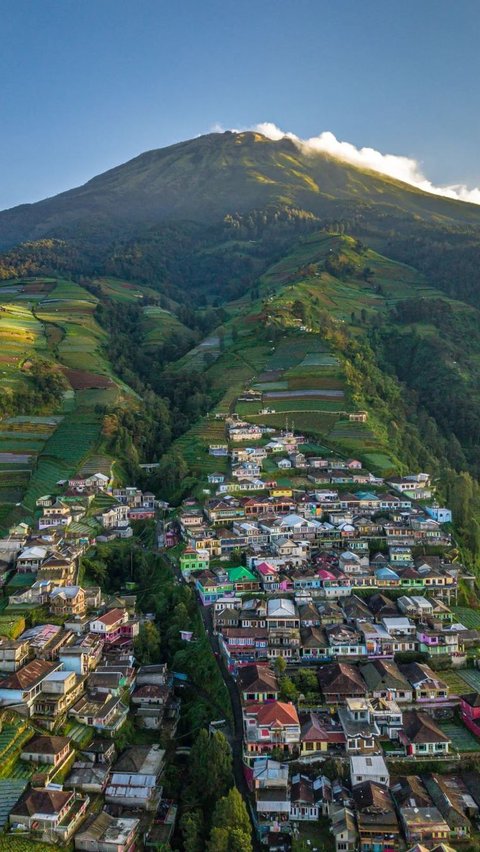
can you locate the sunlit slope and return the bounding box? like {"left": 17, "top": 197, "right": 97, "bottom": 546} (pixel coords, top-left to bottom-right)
{"left": 1, "top": 131, "right": 480, "bottom": 248}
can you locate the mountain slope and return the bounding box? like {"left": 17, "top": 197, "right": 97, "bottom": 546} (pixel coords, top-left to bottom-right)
{"left": 1, "top": 131, "right": 480, "bottom": 249}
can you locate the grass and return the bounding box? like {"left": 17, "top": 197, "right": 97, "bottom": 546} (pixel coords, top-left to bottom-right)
{"left": 0, "top": 615, "right": 25, "bottom": 639}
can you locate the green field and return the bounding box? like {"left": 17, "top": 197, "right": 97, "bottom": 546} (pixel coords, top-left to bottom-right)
{"left": 452, "top": 607, "right": 480, "bottom": 629}
{"left": 142, "top": 305, "right": 196, "bottom": 348}
{"left": 455, "top": 669, "right": 480, "bottom": 693}
{"left": 441, "top": 670, "right": 473, "bottom": 694}
{"left": 440, "top": 721, "right": 480, "bottom": 752}
{"left": 0, "top": 276, "right": 141, "bottom": 526}
{"left": 22, "top": 411, "right": 103, "bottom": 510}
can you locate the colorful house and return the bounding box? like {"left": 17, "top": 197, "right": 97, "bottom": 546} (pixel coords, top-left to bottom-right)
{"left": 194, "top": 571, "right": 234, "bottom": 605}
{"left": 179, "top": 547, "right": 210, "bottom": 578}
{"left": 225, "top": 566, "right": 260, "bottom": 593}
{"left": 460, "top": 692, "right": 480, "bottom": 737}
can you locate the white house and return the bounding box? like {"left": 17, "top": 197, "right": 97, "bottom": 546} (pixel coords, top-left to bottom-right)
{"left": 350, "top": 754, "right": 389, "bottom": 787}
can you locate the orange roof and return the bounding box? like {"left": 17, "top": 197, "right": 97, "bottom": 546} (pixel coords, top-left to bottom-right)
{"left": 255, "top": 701, "right": 299, "bottom": 727}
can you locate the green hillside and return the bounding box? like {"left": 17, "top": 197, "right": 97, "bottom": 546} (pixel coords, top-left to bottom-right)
{"left": 0, "top": 276, "right": 141, "bottom": 526}
{"left": 1, "top": 132, "right": 480, "bottom": 554}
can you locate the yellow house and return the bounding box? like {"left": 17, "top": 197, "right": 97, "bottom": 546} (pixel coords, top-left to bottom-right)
{"left": 270, "top": 488, "right": 293, "bottom": 498}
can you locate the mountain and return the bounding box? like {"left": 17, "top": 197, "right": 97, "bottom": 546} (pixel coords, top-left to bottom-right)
{"left": 1, "top": 131, "right": 480, "bottom": 249}
{"left": 2, "top": 131, "right": 480, "bottom": 564}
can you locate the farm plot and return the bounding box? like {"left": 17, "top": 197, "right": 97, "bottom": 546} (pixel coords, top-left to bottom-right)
{"left": 263, "top": 389, "right": 344, "bottom": 399}
{"left": 95, "top": 276, "right": 152, "bottom": 303}
{"left": 142, "top": 305, "right": 196, "bottom": 348}
{"left": 440, "top": 722, "right": 480, "bottom": 752}
{"left": 253, "top": 381, "right": 288, "bottom": 391}
{"left": 22, "top": 411, "right": 103, "bottom": 509}
{"left": 0, "top": 418, "right": 60, "bottom": 508}
{"left": 6, "top": 416, "right": 63, "bottom": 426}
{"left": 300, "top": 353, "right": 339, "bottom": 367}
{"left": 265, "top": 335, "right": 327, "bottom": 371}
{"left": 451, "top": 607, "right": 480, "bottom": 629}
{"left": 328, "top": 420, "right": 376, "bottom": 443}
{"left": 249, "top": 411, "right": 339, "bottom": 438}
{"left": 249, "top": 399, "right": 345, "bottom": 414}
{"left": 454, "top": 669, "right": 480, "bottom": 693}
{"left": 440, "top": 670, "right": 473, "bottom": 694}
{"left": 36, "top": 280, "right": 109, "bottom": 375}
{"left": 79, "top": 454, "right": 113, "bottom": 477}
{"left": 362, "top": 452, "right": 397, "bottom": 474}
{"left": 0, "top": 780, "right": 28, "bottom": 829}
{"left": 0, "top": 302, "right": 47, "bottom": 394}
{"left": 174, "top": 420, "right": 230, "bottom": 479}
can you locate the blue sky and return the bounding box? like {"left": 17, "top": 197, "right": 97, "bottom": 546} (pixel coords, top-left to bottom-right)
{"left": 1, "top": 0, "right": 479, "bottom": 209}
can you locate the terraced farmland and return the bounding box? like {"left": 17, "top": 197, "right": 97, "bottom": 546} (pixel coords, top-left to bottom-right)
{"left": 454, "top": 669, "right": 480, "bottom": 692}
{"left": 440, "top": 721, "right": 480, "bottom": 752}
{"left": 22, "top": 411, "right": 103, "bottom": 510}
{"left": 142, "top": 305, "right": 196, "bottom": 349}
{"left": 0, "top": 780, "right": 28, "bottom": 828}
{"left": 35, "top": 279, "right": 109, "bottom": 374}
{"left": 440, "top": 670, "right": 473, "bottom": 694}
{"left": 452, "top": 607, "right": 480, "bottom": 629}
{"left": 0, "top": 277, "right": 140, "bottom": 526}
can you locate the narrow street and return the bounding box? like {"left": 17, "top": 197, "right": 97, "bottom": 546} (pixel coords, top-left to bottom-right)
{"left": 159, "top": 540, "right": 261, "bottom": 848}
{"left": 198, "top": 602, "right": 261, "bottom": 850}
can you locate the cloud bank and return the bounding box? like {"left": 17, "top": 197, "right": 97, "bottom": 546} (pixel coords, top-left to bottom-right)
{"left": 227, "top": 121, "right": 480, "bottom": 205}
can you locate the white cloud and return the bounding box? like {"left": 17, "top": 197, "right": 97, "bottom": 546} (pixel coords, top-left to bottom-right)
{"left": 222, "top": 121, "right": 480, "bottom": 205}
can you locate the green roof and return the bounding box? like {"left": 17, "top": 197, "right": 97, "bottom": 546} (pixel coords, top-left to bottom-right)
{"left": 226, "top": 566, "right": 257, "bottom": 582}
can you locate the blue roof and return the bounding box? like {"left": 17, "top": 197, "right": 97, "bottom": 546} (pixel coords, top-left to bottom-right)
{"left": 375, "top": 566, "right": 400, "bottom": 580}
{"left": 355, "top": 491, "right": 378, "bottom": 500}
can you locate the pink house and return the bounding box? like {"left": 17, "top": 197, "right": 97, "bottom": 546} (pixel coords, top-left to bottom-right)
{"left": 461, "top": 693, "right": 480, "bottom": 737}
{"left": 255, "top": 562, "right": 279, "bottom": 591}
{"left": 89, "top": 609, "right": 138, "bottom": 644}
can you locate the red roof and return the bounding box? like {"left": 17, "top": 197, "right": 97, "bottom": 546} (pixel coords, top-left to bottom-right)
{"left": 95, "top": 608, "right": 125, "bottom": 626}
{"left": 250, "top": 701, "right": 299, "bottom": 727}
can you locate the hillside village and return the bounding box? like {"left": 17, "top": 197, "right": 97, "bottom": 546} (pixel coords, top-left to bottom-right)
{"left": 0, "top": 473, "right": 178, "bottom": 850}
{"left": 0, "top": 421, "right": 479, "bottom": 851}
{"left": 171, "top": 417, "right": 480, "bottom": 852}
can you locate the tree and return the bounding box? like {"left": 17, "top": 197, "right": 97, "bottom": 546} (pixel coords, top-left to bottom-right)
{"left": 294, "top": 668, "right": 319, "bottom": 695}
{"left": 207, "top": 788, "right": 252, "bottom": 852}
{"left": 292, "top": 299, "right": 306, "bottom": 322}
{"left": 208, "top": 828, "right": 252, "bottom": 852}
{"left": 180, "top": 809, "right": 204, "bottom": 852}
{"left": 113, "top": 718, "right": 135, "bottom": 752}
{"left": 80, "top": 556, "right": 107, "bottom": 584}
{"left": 187, "top": 729, "right": 233, "bottom": 807}
{"left": 212, "top": 788, "right": 250, "bottom": 836}
{"left": 279, "top": 675, "right": 298, "bottom": 702}
{"left": 134, "top": 621, "right": 161, "bottom": 665}
{"left": 274, "top": 656, "right": 287, "bottom": 677}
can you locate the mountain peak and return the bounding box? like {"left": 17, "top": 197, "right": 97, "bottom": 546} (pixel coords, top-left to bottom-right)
{"left": 0, "top": 130, "right": 479, "bottom": 250}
